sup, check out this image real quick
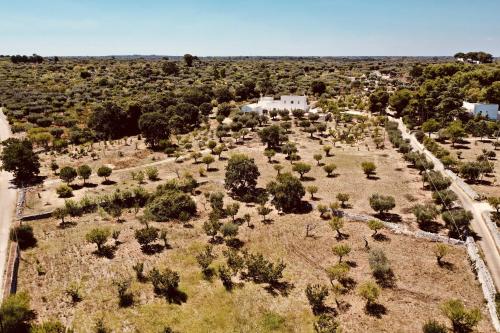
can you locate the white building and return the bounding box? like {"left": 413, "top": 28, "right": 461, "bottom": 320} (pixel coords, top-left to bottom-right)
{"left": 242, "top": 95, "right": 309, "bottom": 114}
{"left": 463, "top": 101, "right": 499, "bottom": 120}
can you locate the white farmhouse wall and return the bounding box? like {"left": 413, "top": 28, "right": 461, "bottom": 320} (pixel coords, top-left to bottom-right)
{"left": 463, "top": 102, "right": 499, "bottom": 120}
{"left": 242, "top": 95, "right": 309, "bottom": 114}
{"left": 473, "top": 103, "right": 499, "bottom": 120}
{"left": 280, "top": 95, "right": 308, "bottom": 111}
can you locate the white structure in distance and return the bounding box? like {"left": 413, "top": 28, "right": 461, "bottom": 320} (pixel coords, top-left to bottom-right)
{"left": 463, "top": 101, "right": 499, "bottom": 120}
{"left": 242, "top": 95, "right": 311, "bottom": 114}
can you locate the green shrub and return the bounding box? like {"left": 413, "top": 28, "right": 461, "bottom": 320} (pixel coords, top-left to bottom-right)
{"left": 145, "top": 190, "right": 196, "bottom": 221}
{"left": 10, "top": 224, "right": 37, "bottom": 249}
{"left": 56, "top": 184, "right": 73, "bottom": 198}
{"left": 0, "top": 292, "right": 35, "bottom": 332}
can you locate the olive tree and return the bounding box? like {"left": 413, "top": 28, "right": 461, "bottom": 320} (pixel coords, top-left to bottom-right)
{"left": 86, "top": 228, "right": 111, "bottom": 254}
{"left": 361, "top": 161, "right": 377, "bottom": 178}
{"left": 369, "top": 194, "right": 395, "bottom": 215}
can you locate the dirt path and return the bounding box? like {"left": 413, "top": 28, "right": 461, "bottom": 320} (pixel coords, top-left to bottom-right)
{"left": 0, "top": 107, "right": 18, "bottom": 301}
{"left": 44, "top": 148, "right": 211, "bottom": 186}
{"left": 392, "top": 117, "right": 500, "bottom": 291}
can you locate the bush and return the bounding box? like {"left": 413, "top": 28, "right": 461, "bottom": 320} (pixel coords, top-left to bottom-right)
{"left": 440, "top": 299, "right": 481, "bottom": 333}
{"left": 368, "top": 249, "right": 393, "bottom": 284}
{"left": 413, "top": 203, "right": 439, "bottom": 225}
{"left": 145, "top": 190, "right": 196, "bottom": 221}
{"left": 357, "top": 281, "right": 380, "bottom": 306}
{"left": 432, "top": 190, "right": 457, "bottom": 206}
{"left": 442, "top": 209, "right": 473, "bottom": 238}
{"left": 361, "top": 161, "right": 377, "bottom": 178}
{"left": 10, "top": 224, "right": 37, "bottom": 249}
{"left": 145, "top": 166, "right": 159, "bottom": 181}
{"left": 31, "top": 320, "right": 69, "bottom": 333}
{"left": 243, "top": 252, "right": 286, "bottom": 285}
{"left": 314, "top": 314, "right": 342, "bottom": 333}
{"left": 422, "top": 320, "right": 447, "bottom": 333}
{"left": 305, "top": 284, "right": 329, "bottom": 314}
{"left": 56, "top": 184, "right": 73, "bottom": 198}
{"left": 0, "top": 292, "right": 35, "bottom": 332}
{"left": 148, "top": 267, "right": 181, "bottom": 302}
{"left": 134, "top": 227, "right": 159, "bottom": 250}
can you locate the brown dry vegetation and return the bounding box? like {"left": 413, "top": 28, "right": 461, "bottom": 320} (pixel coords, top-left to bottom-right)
{"left": 440, "top": 137, "right": 500, "bottom": 198}
{"left": 17, "top": 121, "right": 494, "bottom": 332}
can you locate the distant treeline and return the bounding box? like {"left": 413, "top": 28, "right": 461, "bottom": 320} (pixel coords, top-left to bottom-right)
{"left": 10, "top": 54, "right": 44, "bottom": 64}
{"left": 454, "top": 51, "right": 493, "bottom": 63}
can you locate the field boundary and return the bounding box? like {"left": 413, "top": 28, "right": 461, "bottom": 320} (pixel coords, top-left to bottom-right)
{"left": 0, "top": 188, "right": 25, "bottom": 301}
{"left": 466, "top": 237, "right": 500, "bottom": 331}
{"left": 344, "top": 211, "right": 499, "bottom": 331}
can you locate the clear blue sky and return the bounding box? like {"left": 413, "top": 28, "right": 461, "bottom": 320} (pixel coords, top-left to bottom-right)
{"left": 1, "top": 0, "right": 499, "bottom": 57}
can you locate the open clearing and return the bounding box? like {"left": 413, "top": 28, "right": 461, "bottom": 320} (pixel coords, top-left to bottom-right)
{"left": 17, "top": 122, "right": 494, "bottom": 332}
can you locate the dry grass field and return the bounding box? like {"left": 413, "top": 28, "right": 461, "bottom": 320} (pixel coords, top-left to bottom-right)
{"left": 16, "top": 120, "right": 494, "bottom": 332}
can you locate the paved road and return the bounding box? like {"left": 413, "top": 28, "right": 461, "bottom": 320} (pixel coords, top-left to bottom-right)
{"left": 0, "top": 107, "right": 17, "bottom": 301}
{"left": 392, "top": 117, "right": 500, "bottom": 290}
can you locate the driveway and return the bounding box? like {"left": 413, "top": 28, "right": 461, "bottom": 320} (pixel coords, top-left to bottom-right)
{"left": 392, "top": 117, "right": 500, "bottom": 290}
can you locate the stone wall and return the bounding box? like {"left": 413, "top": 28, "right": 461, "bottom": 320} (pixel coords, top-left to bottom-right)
{"left": 0, "top": 188, "right": 24, "bottom": 301}
{"left": 343, "top": 211, "right": 499, "bottom": 331}
{"left": 481, "top": 211, "right": 500, "bottom": 253}
{"left": 1, "top": 240, "right": 19, "bottom": 299}
{"left": 466, "top": 237, "right": 500, "bottom": 331}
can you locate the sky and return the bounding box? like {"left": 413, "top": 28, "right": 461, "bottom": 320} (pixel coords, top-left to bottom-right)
{"left": 0, "top": 0, "right": 499, "bottom": 57}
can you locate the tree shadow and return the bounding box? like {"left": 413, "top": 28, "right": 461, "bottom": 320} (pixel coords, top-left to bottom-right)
{"left": 373, "top": 233, "right": 390, "bottom": 242}
{"left": 337, "top": 301, "right": 351, "bottom": 313}
{"left": 367, "top": 175, "right": 380, "bottom": 180}
{"left": 365, "top": 302, "right": 387, "bottom": 318}
{"left": 374, "top": 213, "right": 401, "bottom": 223}
{"left": 312, "top": 305, "right": 338, "bottom": 316}
{"left": 264, "top": 281, "right": 295, "bottom": 297}
{"left": 165, "top": 289, "right": 188, "bottom": 305}
{"left": 17, "top": 234, "right": 37, "bottom": 250}
{"left": 70, "top": 184, "right": 83, "bottom": 191}
{"left": 58, "top": 221, "right": 78, "bottom": 229}
{"left": 419, "top": 221, "right": 443, "bottom": 234}
{"left": 119, "top": 293, "right": 134, "bottom": 308}
{"left": 201, "top": 268, "right": 216, "bottom": 281}
{"left": 374, "top": 269, "right": 396, "bottom": 288}
{"left": 96, "top": 245, "right": 116, "bottom": 259}
{"left": 141, "top": 244, "right": 164, "bottom": 255}
{"left": 207, "top": 167, "right": 219, "bottom": 172}
{"left": 226, "top": 238, "right": 245, "bottom": 249}
{"left": 438, "top": 261, "right": 455, "bottom": 271}
{"left": 474, "top": 179, "right": 492, "bottom": 186}
{"left": 345, "top": 260, "right": 357, "bottom": 268}
{"left": 83, "top": 182, "right": 98, "bottom": 188}
{"left": 301, "top": 176, "right": 316, "bottom": 182}
{"left": 339, "top": 277, "right": 357, "bottom": 292}
{"left": 285, "top": 201, "right": 313, "bottom": 214}
{"left": 335, "top": 233, "right": 350, "bottom": 241}
{"left": 208, "top": 236, "right": 224, "bottom": 245}
{"left": 262, "top": 218, "right": 274, "bottom": 225}
{"left": 102, "top": 180, "right": 117, "bottom": 185}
